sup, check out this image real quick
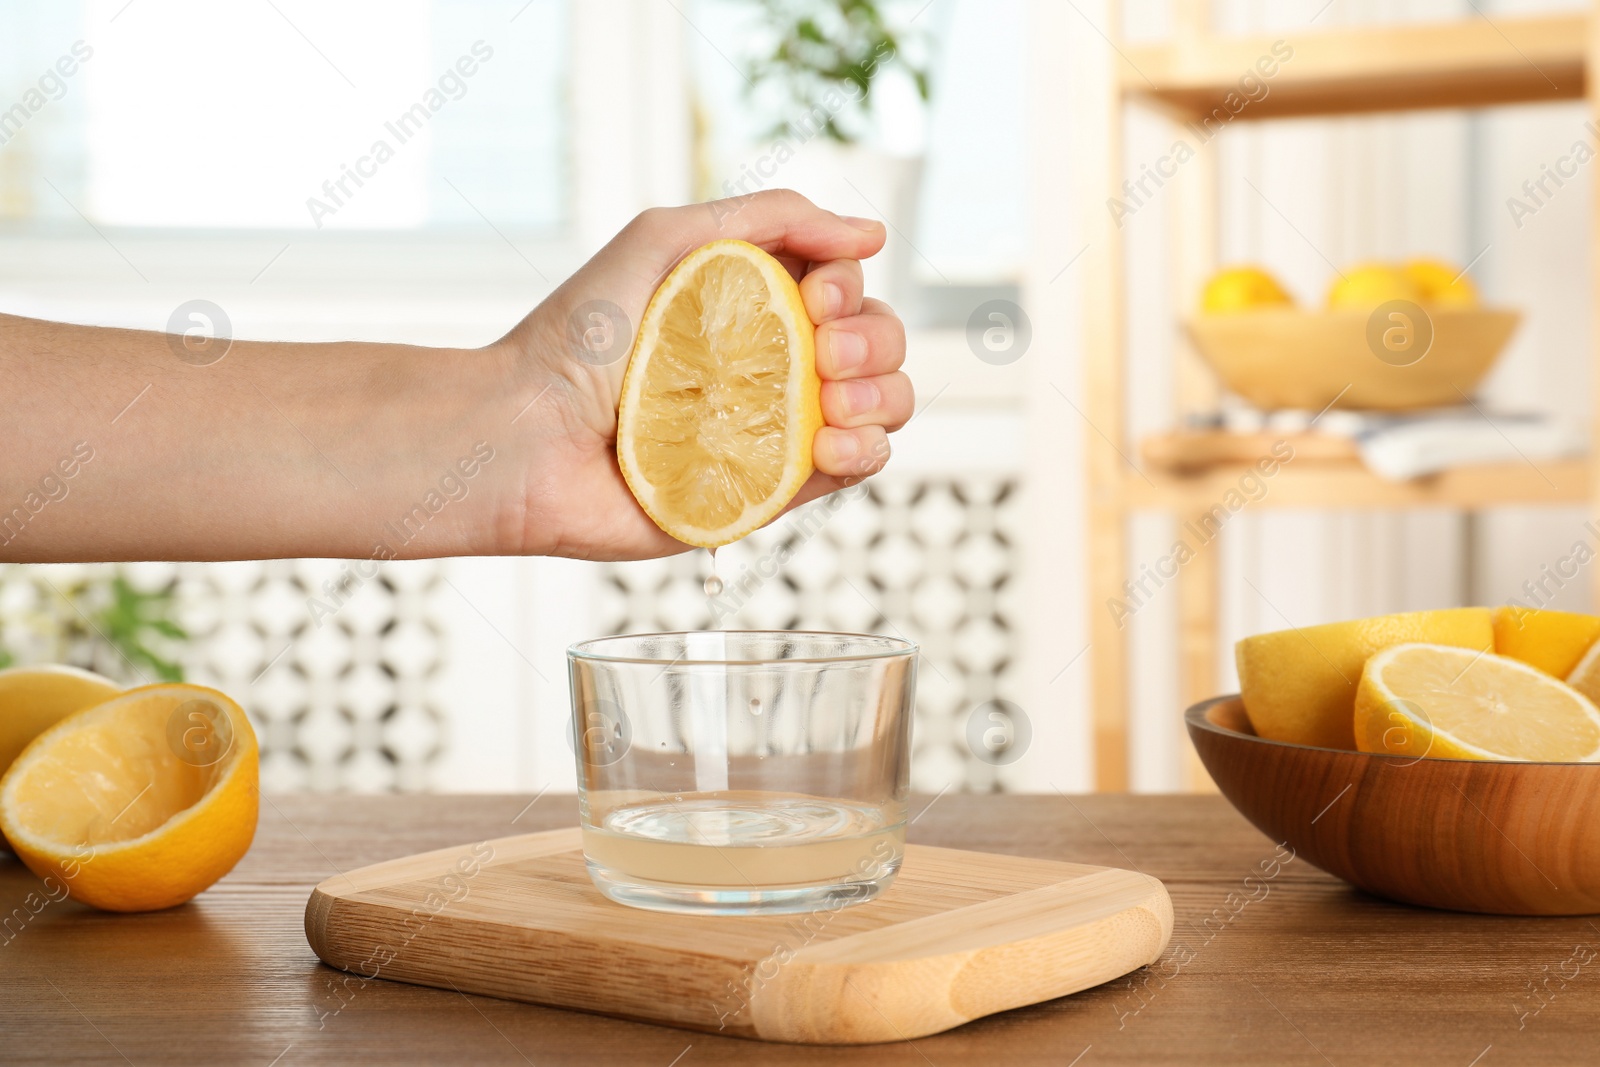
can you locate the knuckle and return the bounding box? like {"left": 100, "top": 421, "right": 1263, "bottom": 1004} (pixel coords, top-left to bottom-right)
{"left": 628, "top": 206, "right": 675, "bottom": 238}
{"left": 880, "top": 313, "right": 907, "bottom": 350}
{"left": 762, "top": 187, "right": 812, "bottom": 210}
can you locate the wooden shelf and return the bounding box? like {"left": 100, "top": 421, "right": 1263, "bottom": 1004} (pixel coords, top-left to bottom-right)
{"left": 1121, "top": 455, "right": 1590, "bottom": 511}
{"left": 1122, "top": 13, "right": 1586, "bottom": 120}
{"left": 1140, "top": 430, "right": 1357, "bottom": 473}
{"left": 1073, "top": 1, "right": 1600, "bottom": 794}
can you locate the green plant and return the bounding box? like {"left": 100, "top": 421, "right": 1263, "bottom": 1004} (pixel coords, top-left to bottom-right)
{"left": 94, "top": 574, "right": 187, "bottom": 682}
{"left": 0, "top": 569, "right": 186, "bottom": 682}
{"left": 744, "top": 0, "right": 931, "bottom": 144}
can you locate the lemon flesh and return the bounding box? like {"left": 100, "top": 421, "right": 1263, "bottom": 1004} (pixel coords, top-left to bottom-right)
{"left": 1235, "top": 608, "right": 1492, "bottom": 750}
{"left": 1355, "top": 643, "right": 1600, "bottom": 762}
{"left": 1565, "top": 639, "right": 1600, "bottom": 707}
{"left": 618, "top": 239, "right": 821, "bottom": 548}
{"left": 0, "top": 683, "right": 259, "bottom": 911}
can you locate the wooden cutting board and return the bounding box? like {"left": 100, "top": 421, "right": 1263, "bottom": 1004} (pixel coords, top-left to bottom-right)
{"left": 304, "top": 828, "right": 1173, "bottom": 1045}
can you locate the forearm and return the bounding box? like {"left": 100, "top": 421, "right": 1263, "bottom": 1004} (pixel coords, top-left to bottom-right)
{"left": 0, "top": 313, "right": 534, "bottom": 562}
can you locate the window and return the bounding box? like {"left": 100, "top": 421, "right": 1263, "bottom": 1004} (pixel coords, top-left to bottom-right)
{"left": 0, "top": 0, "right": 569, "bottom": 234}
{"left": 685, "top": 0, "right": 1027, "bottom": 285}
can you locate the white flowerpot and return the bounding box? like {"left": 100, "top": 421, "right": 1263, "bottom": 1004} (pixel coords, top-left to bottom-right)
{"left": 753, "top": 140, "right": 925, "bottom": 311}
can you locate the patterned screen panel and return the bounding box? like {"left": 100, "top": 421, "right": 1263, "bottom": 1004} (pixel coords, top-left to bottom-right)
{"left": 0, "top": 560, "right": 448, "bottom": 794}
{"left": 0, "top": 476, "right": 1021, "bottom": 793}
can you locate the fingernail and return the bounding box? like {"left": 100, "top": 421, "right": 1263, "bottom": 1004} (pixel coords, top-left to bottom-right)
{"left": 841, "top": 215, "right": 882, "bottom": 232}
{"left": 830, "top": 430, "right": 861, "bottom": 461}
{"left": 830, "top": 329, "right": 867, "bottom": 372}
{"left": 823, "top": 282, "right": 844, "bottom": 318}
{"left": 841, "top": 379, "right": 879, "bottom": 416}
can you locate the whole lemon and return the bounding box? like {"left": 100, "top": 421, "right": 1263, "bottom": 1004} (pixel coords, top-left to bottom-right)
{"left": 1326, "top": 263, "right": 1424, "bottom": 311}
{"left": 1200, "top": 266, "right": 1294, "bottom": 314}
{"left": 1403, "top": 258, "right": 1479, "bottom": 307}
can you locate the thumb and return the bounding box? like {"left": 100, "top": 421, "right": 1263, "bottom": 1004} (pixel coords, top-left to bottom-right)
{"left": 632, "top": 189, "right": 887, "bottom": 276}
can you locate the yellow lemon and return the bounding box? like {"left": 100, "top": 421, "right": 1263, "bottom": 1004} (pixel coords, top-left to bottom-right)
{"left": 1403, "top": 258, "right": 1478, "bottom": 308}
{"left": 1492, "top": 606, "right": 1600, "bottom": 679}
{"left": 0, "top": 683, "right": 259, "bottom": 911}
{"left": 1235, "top": 608, "right": 1492, "bottom": 750}
{"left": 1325, "top": 263, "right": 1424, "bottom": 311}
{"left": 1199, "top": 266, "right": 1294, "bottom": 314}
{"left": 0, "top": 665, "right": 119, "bottom": 780}
{"left": 1355, "top": 643, "right": 1600, "bottom": 761}
{"left": 617, "top": 239, "right": 822, "bottom": 548}
{"left": 1564, "top": 639, "right": 1600, "bottom": 707}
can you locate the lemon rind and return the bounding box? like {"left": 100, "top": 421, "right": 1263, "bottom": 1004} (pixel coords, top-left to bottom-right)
{"left": 0, "top": 663, "right": 120, "bottom": 688}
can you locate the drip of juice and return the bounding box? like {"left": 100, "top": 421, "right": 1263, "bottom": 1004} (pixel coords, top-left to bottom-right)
{"left": 703, "top": 546, "right": 723, "bottom": 598}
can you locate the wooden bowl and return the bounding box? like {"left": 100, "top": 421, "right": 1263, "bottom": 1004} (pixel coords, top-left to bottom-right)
{"left": 1187, "top": 696, "right": 1600, "bottom": 915}
{"left": 1185, "top": 307, "right": 1520, "bottom": 411}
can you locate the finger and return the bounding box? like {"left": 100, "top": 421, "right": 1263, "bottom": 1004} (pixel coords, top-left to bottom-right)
{"left": 799, "top": 259, "right": 864, "bottom": 324}
{"left": 781, "top": 469, "right": 858, "bottom": 516}
{"left": 816, "top": 308, "right": 905, "bottom": 380}
{"left": 659, "top": 189, "right": 887, "bottom": 266}
{"left": 812, "top": 424, "right": 891, "bottom": 479}
{"left": 821, "top": 372, "right": 913, "bottom": 432}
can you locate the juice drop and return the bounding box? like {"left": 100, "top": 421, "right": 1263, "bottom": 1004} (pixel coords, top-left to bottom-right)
{"left": 749, "top": 698, "right": 762, "bottom": 716}
{"left": 704, "top": 546, "right": 724, "bottom": 601}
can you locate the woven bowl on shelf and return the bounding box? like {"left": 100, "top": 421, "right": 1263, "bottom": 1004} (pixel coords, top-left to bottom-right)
{"left": 1185, "top": 307, "right": 1520, "bottom": 411}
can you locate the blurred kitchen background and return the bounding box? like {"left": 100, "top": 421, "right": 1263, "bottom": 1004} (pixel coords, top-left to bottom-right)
{"left": 0, "top": 0, "right": 1591, "bottom": 794}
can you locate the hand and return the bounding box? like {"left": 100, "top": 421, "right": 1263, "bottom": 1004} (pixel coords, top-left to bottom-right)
{"left": 496, "top": 189, "right": 913, "bottom": 561}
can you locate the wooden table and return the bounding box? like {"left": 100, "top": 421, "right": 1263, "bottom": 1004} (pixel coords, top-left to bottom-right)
{"left": 3, "top": 794, "right": 1596, "bottom": 1065}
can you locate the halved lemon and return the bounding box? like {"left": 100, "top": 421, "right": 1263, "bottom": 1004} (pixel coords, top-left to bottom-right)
{"left": 1354, "top": 643, "right": 1600, "bottom": 761}
{"left": 616, "top": 239, "right": 822, "bottom": 548}
{"left": 0, "top": 683, "right": 259, "bottom": 911}
{"left": 1566, "top": 639, "right": 1600, "bottom": 706}
{"left": 1235, "top": 608, "right": 1492, "bottom": 750}
{"left": 1492, "top": 606, "right": 1600, "bottom": 678}
{"left": 0, "top": 664, "right": 120, "bottom": 779}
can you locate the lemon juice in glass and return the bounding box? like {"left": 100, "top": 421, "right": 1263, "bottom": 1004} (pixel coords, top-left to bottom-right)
{"left": 568, "top": 631, "right": 916, "bottom": 915}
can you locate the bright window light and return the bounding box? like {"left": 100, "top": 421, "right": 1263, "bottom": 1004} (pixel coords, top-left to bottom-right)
{"left": 1, "top": 0, "right": 570, "bottom": 232}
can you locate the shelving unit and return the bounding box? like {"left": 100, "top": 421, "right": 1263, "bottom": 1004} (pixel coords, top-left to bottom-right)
{"left": 1122, "top": 12, "right": 1586, "bottom": 118}
{"left": 1083, "top": 4, "right": 1598, "bottom": 791}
